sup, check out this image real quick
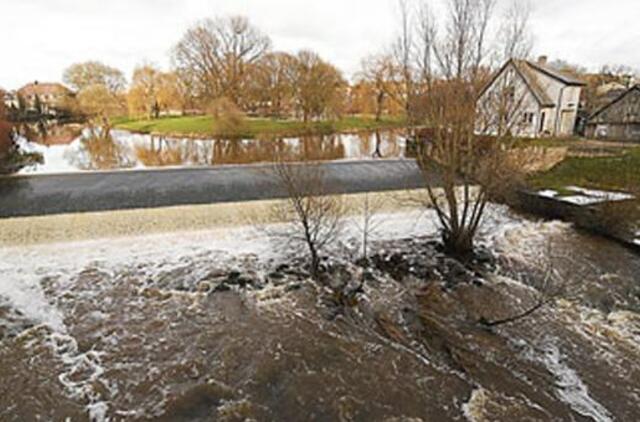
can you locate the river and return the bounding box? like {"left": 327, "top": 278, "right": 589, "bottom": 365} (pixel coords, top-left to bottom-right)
{"left": 1, "top": 204, "right": 639, "bottom": 421}
{"left": 15, "top": 126, "right": 408, "bottom": 174}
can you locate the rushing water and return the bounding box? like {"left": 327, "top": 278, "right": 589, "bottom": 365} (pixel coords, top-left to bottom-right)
{"left": 1, "top": 206, "right": 639, "bottom": 421}
{"left": 16, "top": 126, "right": 408, "bottom": 174}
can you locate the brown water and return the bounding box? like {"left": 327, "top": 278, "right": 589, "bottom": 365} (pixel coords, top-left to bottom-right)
{"left": 17, "top": 127, "right": 408, "bottom": 174}
{"left": 1, "top": 207, "right": 639, "bottom": 421}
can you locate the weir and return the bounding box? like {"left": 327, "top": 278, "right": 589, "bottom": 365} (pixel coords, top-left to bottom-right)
{"left": 0, "top": 159, "right": 430, "bottom": 219}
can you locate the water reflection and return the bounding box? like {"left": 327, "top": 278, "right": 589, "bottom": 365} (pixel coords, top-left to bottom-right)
{"left": 16, "top": 126, "right": 408, "bottom": 174}
{"left": 75, "top": 135, "right": 134, "bottom": 171}
{"left": 16, "top": 121, "right": 83, "bottom": 146}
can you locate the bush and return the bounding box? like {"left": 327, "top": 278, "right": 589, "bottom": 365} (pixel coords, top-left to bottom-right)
{"left": 207, "top": 97, "right": 246, "bottom": 137}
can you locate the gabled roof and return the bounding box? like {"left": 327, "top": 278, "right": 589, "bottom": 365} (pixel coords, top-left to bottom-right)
{"left": 525, "top": 61, "right": 586, "bottom": 86}
{"left": 17, "top": 82, "right": 71, "bottom": 97}
{"left": 589, "top": 84, "right": 640, "bottom": 120}
{"left": 512, "top": 60, "right": 555, "bottom": 107}
{"left": 479, "top": 58, "right": 586, "bottom": 108}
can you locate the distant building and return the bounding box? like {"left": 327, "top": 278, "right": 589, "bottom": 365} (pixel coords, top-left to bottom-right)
{"left": 596, "top": 81, "right": 627, "bottom": 97}
{"left": 586, "top": 85, "right": 640, "bottom": 141}
{"left": 477, "top": 56, "right": 586, "bottom": 138}
{"left": 16, "top": 81, "right": 74, "bottom": 114}
{"left": 1, "top": 88, "right": 18, "bottom": 109}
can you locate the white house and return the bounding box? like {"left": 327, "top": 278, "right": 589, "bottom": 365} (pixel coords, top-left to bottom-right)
{"left": 477, "top": 57, "right": 586, "bottom": 137}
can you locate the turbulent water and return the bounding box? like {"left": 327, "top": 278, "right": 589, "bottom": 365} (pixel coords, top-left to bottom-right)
{"left": 1, "top": 206, "right": 639, "bottom": 421}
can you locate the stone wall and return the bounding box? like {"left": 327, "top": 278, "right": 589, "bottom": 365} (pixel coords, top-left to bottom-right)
{"left": 506, "top": 146, "right": 568, "bottom": 173}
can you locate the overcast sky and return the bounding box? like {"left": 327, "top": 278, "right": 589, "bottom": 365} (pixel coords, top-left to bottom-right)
{"left": 1, "top": 0, "right": 639, "bottom": 89}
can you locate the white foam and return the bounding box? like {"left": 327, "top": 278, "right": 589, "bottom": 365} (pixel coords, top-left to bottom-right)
{"left": 537, "top": 190, "right": 558, "bottom": 198}
{"left": 566, "top": 186, "right": 634, "bottom": 202}
{"left": 538, "top": 340, "right": 613, "bottom": 422}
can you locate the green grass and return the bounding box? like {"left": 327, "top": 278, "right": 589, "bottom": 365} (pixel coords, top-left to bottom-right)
{"left": 529, "top": 147, "right": 640, "bottom": 192}
{"left": 114, "top": 115, "right": 407, "bottom": 139}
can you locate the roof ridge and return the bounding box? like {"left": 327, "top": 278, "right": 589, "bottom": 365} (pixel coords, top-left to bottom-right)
{"left": 590, "top": 84, "right": 640, "bottom": 120}
{"left": 525, "top": 60, "right": 586, "bottom": 86}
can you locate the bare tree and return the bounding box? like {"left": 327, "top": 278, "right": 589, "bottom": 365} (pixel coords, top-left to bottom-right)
{"left": 433, "top": 0, "right": 496, "bottom": 81}
{"left": 246, "top": 52, "right": 297, "bottom": 117}
{"left": 402, "top": 0, "right": 534, "bottom": 257}
{"left": 414, "top": 2, "right": 437, "bottom": 89}
{"left": 358, "top": 54, "right": 394, "bottom": 121}
{"left": 498, "top": 0, "right": 534, "bottom": 63}
{"left": 353, "top": 193, "right": 387, "bottom": 265}
{"left": 390, "top": 0, "right": 416, "bottom": 117}
{"left": 267, "top": 158, "right": 346, "bottom": 280}
{"left": 172, "top": 15, "right": 271, "bottom": 107}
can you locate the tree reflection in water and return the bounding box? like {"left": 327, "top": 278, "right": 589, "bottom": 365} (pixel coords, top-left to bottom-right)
{"left": 15, "top": 126, "right": 408, "bottom": 173}
{"left": 75, "top": 129, "right": 134, "bottom": 170}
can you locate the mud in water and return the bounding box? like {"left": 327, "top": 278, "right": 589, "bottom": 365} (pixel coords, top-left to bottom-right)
{"left": 1, "top": 206, "right": 639, "bottom": 421}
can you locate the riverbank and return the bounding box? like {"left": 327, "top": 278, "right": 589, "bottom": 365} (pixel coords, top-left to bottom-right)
{"left": 529, "top": 144, "right": 640, "bottom": 192}
{"left": 114, "top": 115, "right": 408, "bottom": 139}
{"left": 525, "top": 144, "right": 639, "bottom": 246}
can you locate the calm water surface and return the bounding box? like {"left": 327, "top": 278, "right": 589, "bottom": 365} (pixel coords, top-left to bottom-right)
{"left": 16, "top": 126, "right": 409, "bottom": 174}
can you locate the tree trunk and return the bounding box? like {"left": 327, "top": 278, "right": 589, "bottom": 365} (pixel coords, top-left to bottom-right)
{"left": 443, "top": 228, "right": 474, "bottom": 260}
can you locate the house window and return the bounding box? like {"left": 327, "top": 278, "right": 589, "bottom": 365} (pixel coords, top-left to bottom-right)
{"left": 522, "top": 112, "right": 534, "bottom": 125}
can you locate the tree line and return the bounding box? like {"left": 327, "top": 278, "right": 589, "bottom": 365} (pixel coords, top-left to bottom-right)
{"left": 58, "top": 16, "right": 355, "bottom": 124}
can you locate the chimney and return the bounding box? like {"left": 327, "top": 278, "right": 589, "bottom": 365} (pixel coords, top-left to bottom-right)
{"left": 537, "top": 56, "right": 548, "bottom": 66}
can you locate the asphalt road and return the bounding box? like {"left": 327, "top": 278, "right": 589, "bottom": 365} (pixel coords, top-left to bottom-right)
{"left": 0, "top": 159, "right": 430, "bottom": 218}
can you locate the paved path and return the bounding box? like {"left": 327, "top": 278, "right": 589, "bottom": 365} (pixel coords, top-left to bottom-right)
{"left": 0, "top": 160, "right": 430, "bottom": 218}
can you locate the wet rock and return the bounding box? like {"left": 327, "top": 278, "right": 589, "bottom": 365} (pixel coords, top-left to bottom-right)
{"left": 276, "top": 263, "right": 290, "bottom": 272}
{"left": 473, "top": 248, "right": 494, "bottom": 265}
{"left": 161, "top": 381, "right": 236, "bottom": 421}
{"left": 209, "top": 271, "right": 264, "bottom": 294}
{"left": 267, "top": 271, "right": 286, "bottom": 281}
{"left": 319, "top": 294, "right": 343, "bottom": 321}
{"left": 284, "top": 283, "right": 302, "bottom": 293}
{"left": 362, "top": 270, "right": 375, "bottom": 282}
{"left": 0, "top": 300, "right": 36, "bottom": 341}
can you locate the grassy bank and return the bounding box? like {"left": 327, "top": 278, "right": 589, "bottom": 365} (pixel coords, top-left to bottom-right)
{"left": 529, "top": 146, "right": 640, "bottom": 192}
{"left": 114, "top": 115, "right": 407, "bottom": 139}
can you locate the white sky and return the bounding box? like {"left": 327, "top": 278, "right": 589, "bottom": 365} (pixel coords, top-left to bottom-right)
{"left": 1, "top": 0, "right": 639, "bottom": 89}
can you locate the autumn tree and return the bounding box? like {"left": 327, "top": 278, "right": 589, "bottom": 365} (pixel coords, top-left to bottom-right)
{"left": 208, "top": 97, "right": 246, "bottom": 136}
{"left": 174, "top": 68, "right": 200, "bottom": 114}
{"left": 290, "top": 51, "right": 347, "bottom": 122}
{"left": 63, "top": 61, "right": 126, "bottom": 94}
{"left": 127, "top": 64, "right": 161, "bottom": 118}
{"left": 246, "top": 52, "right": 297, "bottom": 117}
{"left": 172, "top": 15, "right": 271, "bottom": 108}
{"left": 156, "top": 72, "right": 183, "bottom": 113}
{"left": 127, "top": 64, "right": 181, "bottom": 118}
{"left": 77, "top": 84, "right": 126, "bottom": 118}
{"left": 356, "top": 54, "right": 406, "bottom": 120}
